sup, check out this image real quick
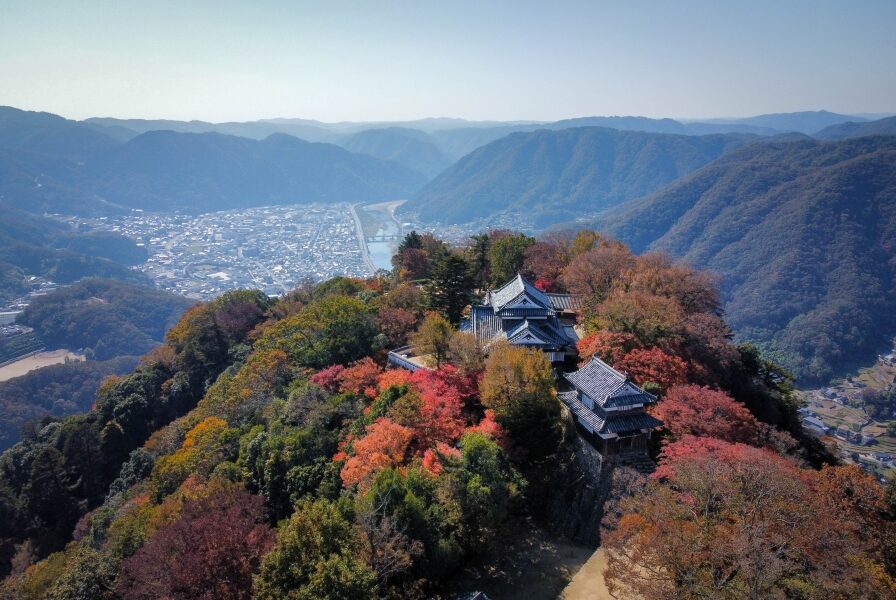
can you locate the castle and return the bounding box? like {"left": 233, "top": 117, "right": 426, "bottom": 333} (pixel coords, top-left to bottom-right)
{"left": 389, "top": 274, "right": 661, "bottom": 459}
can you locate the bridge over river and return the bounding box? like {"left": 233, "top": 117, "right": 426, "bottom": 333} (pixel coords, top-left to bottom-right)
{"left": 366, "top": 233, "right": 400, "bottom": 242}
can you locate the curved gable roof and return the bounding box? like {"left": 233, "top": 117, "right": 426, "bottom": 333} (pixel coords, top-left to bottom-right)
{"left": 563, "top": 356, "right": 657, "bottom": 408}
{"left": 487, "top": 273, "right": 553, "bottom": 312}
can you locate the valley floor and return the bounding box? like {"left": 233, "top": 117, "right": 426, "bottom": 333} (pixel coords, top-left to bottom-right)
{"left": 0, "top": 349, "right": 84, "bottom": 382}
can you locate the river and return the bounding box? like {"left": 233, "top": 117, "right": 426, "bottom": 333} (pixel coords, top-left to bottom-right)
{"left": 357, "top": 200, "right": 404, "bottom": 272}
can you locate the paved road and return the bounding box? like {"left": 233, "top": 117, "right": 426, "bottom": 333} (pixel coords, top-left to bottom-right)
{"left": 349, "top": 203, "right": 377, "bottom": 274}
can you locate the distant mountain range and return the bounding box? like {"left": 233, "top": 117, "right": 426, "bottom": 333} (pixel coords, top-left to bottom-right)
{"left": 0, "top": 107, "right": 426, "bottom": 214}
{"left": 399, "top": 127, "right": 755, "bottom": 227}
{"left": 689, "top": 110, "right": 868, "bottom": 135}
{"left": 82, "top": 130, "right": 426, "bottom": 212}
{"left": 339, "top": 127, "right": 454, "bottom": 179}
{"left": 595, "top": 136, "right": 896, "bottom": 383}
{"left": 815, "top": 116, "right": 896, "bottom": 140}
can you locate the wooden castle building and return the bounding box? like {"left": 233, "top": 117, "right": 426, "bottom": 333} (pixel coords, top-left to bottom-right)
{"left": 558, "top": 356, "right": 662, "bottom": 457}
{"left": 462, "top": 273, "right": 579, "bottom": 363}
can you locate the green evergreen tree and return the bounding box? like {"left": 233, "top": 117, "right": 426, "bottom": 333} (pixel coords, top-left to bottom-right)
{"left": 424, "top": 253, "right": 474, "bottom": 324}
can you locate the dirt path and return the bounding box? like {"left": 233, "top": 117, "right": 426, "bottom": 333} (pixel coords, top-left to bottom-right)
{"left": 0, "top": 349, "right": 84, "bottom": 382}
{"left": 561, "top": 548, "right": 615, "bottom": 599}
{"left": 442, "top": 521, "right": 595, "bottom": 599}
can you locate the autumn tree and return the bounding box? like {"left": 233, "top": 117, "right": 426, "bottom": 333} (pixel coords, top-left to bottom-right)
{"left": 576, "top": 331, "right": 639, "bottom": 365}
{"left": 149, "top": 416, "right": 236, "bottom": 500}
{"left": 376, "top": 307, "right": 418, "bottom": 347}
{"left": 522, "top": 240, "right": 569, "bottom": 291}
{"left": 569, "top": 230, "right": 600, "bottom": 256}
{"left": 424, "top": 253, "right": 474, "bottom": 324}
{"left": 593, "top": 289, "right": 685, "bottom": 348}
{"left": 603, "top": 438, "right": 896, "bottom": 599}
{"left": 410, "top": 312, "right": 454, "bottom": 368}
{"left": 616, "top": 347, "right": 688, "bottom": 392}
{"left": 480, "top": 343, "right": 560, "bottom": 459}
{"left": 560, "top": 243, "right": 635, "bottom": 302}
{"left": 447, "top": 331, "right": 485, "bottom": 376}
{"left": 116, "top": 484, "right": 273, "bottom": 600}
{"left": 626, "top": 252, "right": 721, "bottom": 315}
{"left": 340, "top": 418, "right": 414, "bottom": 488}
{"left": 655, "top": 384, "right": 761, "bottom": 443}
{"left": 256, "top": 296, "right": 377, "bottom": 369}
{"left": 338, "top": 357, "right": 382, "bottom": 399}
{"left": 409, "top": 368, "right": 466, "bottom": 449}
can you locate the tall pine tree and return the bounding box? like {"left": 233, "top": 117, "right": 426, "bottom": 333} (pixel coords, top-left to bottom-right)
{"left": 424, "top": 253, "right": 474, "bottom": 324}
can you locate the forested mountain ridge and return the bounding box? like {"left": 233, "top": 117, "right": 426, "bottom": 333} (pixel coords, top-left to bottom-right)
{"left": 0, "top": 356, "right": 139, "bottom": 452}
{"left": 0, "top": 107, "right": 429, "bottom": 215}
{"left": 401, "top": 127, "right": 753, "bottom": 227}
{"left": 816, "top": 115, "right": 896, "bottom": 140}
{"left": 84, "top": 131, "right": 427, "bottom": 212}
{"left": 1, "top": 231, "right": 892, "bottom": 599}
{"left": 0, "top": 106, "right": 119, "bottom": 162}
{"left": 337, "top": 127, "right": 454, "bottom": 179}
{"left": 597, "top": 135, "right": 896, "bottom": 383}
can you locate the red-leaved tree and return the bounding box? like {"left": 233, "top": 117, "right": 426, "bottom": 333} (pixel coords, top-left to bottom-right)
{"left": 616, "top": 347, "right": 688, "bottom": 392}
{"left": 116, "top": 484, "right": 273, "bottom": 600}
{"left": 654, "top": 384, "right": 761, "bottom": 444}
{"left": 340, "top": 418, "right": 413, "bottom": 488}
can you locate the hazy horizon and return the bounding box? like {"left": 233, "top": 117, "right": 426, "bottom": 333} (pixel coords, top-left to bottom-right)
{"left": 6, "top": 105, "right": 896, "bottom": 127}
{"left": 2, "top": 1, "right": 894, "bottom": 123}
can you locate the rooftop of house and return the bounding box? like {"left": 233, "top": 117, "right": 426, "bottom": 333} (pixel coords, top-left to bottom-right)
{"left": 563, "top": 356, "right": 658, "bottom": 409}
{"left": 558, "top": 390, "right": 663, "bottom": 436}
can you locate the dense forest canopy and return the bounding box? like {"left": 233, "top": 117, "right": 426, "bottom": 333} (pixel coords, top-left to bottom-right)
{"left": 0, "top": 228, "right": 891, "bottom": 599}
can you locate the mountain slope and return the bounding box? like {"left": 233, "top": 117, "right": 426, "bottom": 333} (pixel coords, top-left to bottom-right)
{"left": 597, "top": 136, "right": 896, "bottom": 382}
{"left": 402, "top": 127, "right": 753, "bottom": 227}
{"left": 0, "top": 106, "right": 119, "bottom": 161}
{"left": 338, "top": 127, "right": 453, "bottom": 178}
{"left": 0, "top": 205, "right": 150, "bottom": 301}
{"left": 1, "top": 108, "right": 428, "bottom": 215}
{"left": 82, "top": 131, "right": 427, "bottom": 212}
{"left": 815, "top": 116, "right": 896, "bottom": 140}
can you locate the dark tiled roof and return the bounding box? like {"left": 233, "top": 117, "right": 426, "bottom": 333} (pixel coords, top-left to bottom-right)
{"left": 506, "top": 319, "right": 570, "bottom": 348}
{"left": 559, "top": 391, "right": 605, "bottom": 432}
{"left": 563, "top": 357, "right": 657, "bottom": 409}
{"left": 547, "top": 293, "right": 583, "bottom": 311}
{"left": 559, "top": 391, "right": 662, "bottom": 435}
{"left": 487, "top": 273, "right": 553, "bottom": 312}
{"left": 604, "top": 412, "right": 663, "bottom": 434}
{"left": 470, "top": 305, "right": 503, "bottom": 346}
{"left": 470, "top": 304, "right": 573, "bottom": 350}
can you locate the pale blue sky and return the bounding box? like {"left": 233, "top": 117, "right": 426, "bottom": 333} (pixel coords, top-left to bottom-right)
{"left": 1, "top": 0, "right": 894, "bottom": 122}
